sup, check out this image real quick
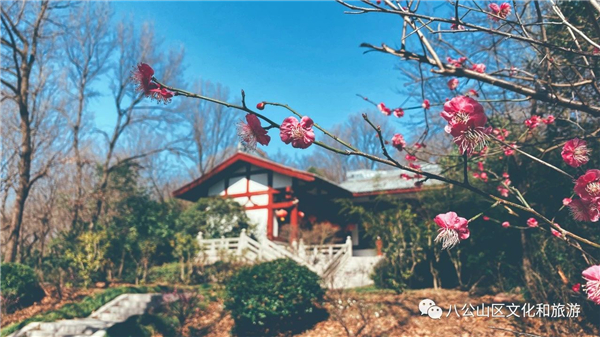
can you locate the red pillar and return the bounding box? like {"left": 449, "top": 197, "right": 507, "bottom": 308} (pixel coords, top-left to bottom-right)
{"left": 290, "top": 205, "right": 298, "bottom": 243}
{"left": 376, "top": 236, "right": 383, "bottom": 256}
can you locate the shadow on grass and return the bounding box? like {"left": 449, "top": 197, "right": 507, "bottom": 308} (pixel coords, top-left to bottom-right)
{"left": 230, "top": 307, "right": 329, "bottom": 337}
{"left": 105, "top": 314, "right": 179, "bottom": 337}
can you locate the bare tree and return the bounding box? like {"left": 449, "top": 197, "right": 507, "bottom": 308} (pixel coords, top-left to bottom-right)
{"left": 61, "top": 2, "right": 113, "bottom": 230}
{"left": 1, "top": 1, "right": 68, "bottom": 262}
{"left": 90, "top": 19, "right": 186, "bottom": 228}
{"left": 181, "top": 80, "right": 238, "bottom": 177}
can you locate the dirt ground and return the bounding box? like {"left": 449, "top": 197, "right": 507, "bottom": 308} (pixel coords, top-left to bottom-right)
{"left": 1, "top": 286, "right": 101, "bottom": 327}
{"left": 4, "top": 287, "right": 596, "bottom": 336}
{"left": 187, "top": 288, "right": 598, "bottom": 337}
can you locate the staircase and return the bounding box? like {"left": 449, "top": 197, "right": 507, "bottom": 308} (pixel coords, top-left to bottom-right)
{"left": 197, "top": 229, "right": 367, "bottom": 288}
{"left": 8, "top": 294, "right": 162, "bottom": 337}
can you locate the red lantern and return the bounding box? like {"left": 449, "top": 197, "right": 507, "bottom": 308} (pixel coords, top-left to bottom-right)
{"left": 275, "top": 209, "right": 288, "bottom": 221}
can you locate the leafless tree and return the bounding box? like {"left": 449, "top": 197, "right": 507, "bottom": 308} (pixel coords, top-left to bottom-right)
{"left": 61, "top": 2, "right": 113, "bottom": 230}
{"left": 90, "top": 19, "right": 186, "bottom": 228}
{"left": 181, "top": 80, "right": 239, "bottom": 178}
{"left": 1, "top": 1, "right": 69, "bottom": 262}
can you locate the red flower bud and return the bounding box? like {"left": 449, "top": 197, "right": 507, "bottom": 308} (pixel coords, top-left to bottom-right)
{"left": 256, "top": 102, "right": 266, "bottom": 110}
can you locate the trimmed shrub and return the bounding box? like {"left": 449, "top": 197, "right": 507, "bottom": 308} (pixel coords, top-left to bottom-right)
{"left": 0, "top": 263, "right": 45, "bottom": 312}
{"left": 225, "top": 259, "right": 326, "bottom": 336}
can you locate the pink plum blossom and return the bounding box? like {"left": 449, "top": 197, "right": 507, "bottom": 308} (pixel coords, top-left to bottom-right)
{"left": 131, "top": 63, "right": 157, "bottom": 96}
{"left": 392, "top": 134, "right": 406, "bottom": 151}
{"left": 542, "top": 115, "right": 555, "bottom": 124}
{"left": 527, "top": 218, "right": 538, "bottom": 228}
{"left": 525, "top": 115, "right": 541, "bottom": 129}
{"left": 440, "top": 95, "right": 490, "bottom": 155}
{"left": 568, "top": 198, "right": 600, "bottom": 222}
{"left": 237, "top": 114, "right": 271, "bottom": 150}
{"left": 489, "top": 3, "right": 511, "bottom": 21}
{"left": 378, "top": 102, "right": 392, "bottom": 116}
{"left": 502, "top": 221, "right": 510, "bottom": 228}
{"left": 393, "top": 108, "right": 404, "bottom": 118}
{"left": 422, "top": 99, "right": 431, "bottom": 109}
{"left": 279, "top": 116, "right": 315, "bottom": 149}
{"left": 434, "top": 211, "right": 470, "bottom": 250}
{"left": 447, "top": 56, "right": 467, "bottom": 67}
{"left": 562, "top": 138, "right": 590, "bottom": 168}
{"left": 471, "top": 63, "right": 486, "bottom": 73}
{"left": 574, "top": 169, "right": 600, "bottom": 200}
{"left": 448, "top": 78, "right": 459, "bottom": 90}
{"left": 582, "top": 265, "right": 600, "bottom": 304}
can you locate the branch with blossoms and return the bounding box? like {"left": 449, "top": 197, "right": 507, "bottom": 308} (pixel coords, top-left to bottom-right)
{"left": 334, "top": 0, "right": 600, "bottom": 305}
{"left": 131, "top": 0, "right": 600, "bottom": 306}
{"left": 131, "top": 62, "right": 599, "bottom": 251}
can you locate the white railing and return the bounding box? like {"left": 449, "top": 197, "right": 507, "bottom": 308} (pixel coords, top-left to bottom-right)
{"left": 196, "top": 229, "right": 352, "bottom": 278}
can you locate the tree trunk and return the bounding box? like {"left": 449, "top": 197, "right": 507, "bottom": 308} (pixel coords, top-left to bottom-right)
{"left": 5, "top": 107, "right": 32, "bottom": 263}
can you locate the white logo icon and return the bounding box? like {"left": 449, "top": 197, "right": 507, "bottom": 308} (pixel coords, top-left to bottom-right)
{"left": 418, "top": 299, "right": 436, "bottom": 315}
{"left": 427, "top": 305, "right": 443, "bottom": 319}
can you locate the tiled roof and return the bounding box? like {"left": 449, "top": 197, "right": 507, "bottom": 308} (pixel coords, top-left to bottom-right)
{"left": 340, "top": 164, "right": 444, "bottom": 194}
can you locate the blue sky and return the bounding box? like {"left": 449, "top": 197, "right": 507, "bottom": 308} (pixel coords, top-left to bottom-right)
{"left": 94, "top": 1, "right": 432, "bottom": 155}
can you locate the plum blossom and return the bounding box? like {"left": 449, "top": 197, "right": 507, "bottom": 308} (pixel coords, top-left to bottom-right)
{"left": 542, "top": 115, "right": 555, "bottom": 124}
{"left": 448, "top": 78, "right": 459, "bottom": 90}
{"left": 400, "top": 173, "right": 411, "bottom": 180}
{"left": 527, "top": 218, "right": 538, "bottom": 228}
{"left": 256, "top": 102, "right": 266, "bottom": 110}
{"left": 280, "top": 116, "right": 315, "bottom": 149}
{"left": 574, "top": 169, "right": 600, "bottom": 200}
{"left": 562, "top": 138, "right": 590, "bottom": 168}
{"left": 563, "top": 198, "right": 573, "bottom": 206}
{"left": 440, "top": 95, "right": 490, "bottom": 155}
{"left": 409, "top": 162, "right": 421, "bottom": 170}
{"left": 434, "top": 211, "right": 470, "bottom": 250}
{"left": 378, "top": 102, "right": 392, "bottom": 116}
{"left": 471, "top": 63, "right": 486, "bottom": 73}
{"left": 582, "top": 265, "right": 600, "bottom": 304}
{"left": 131, "top": 63, "right": 175, "bottom": 104}
{"left": 393, "top": 108, "right": 404, "bottom": 118}
{"left": 405, "top": 154, "right": 417, "bottom": 161}
{"left": 237, "top": 114, "right": 271, "bottom": 150}
{"left": 391, "top": 134, "right": 406, "bottom": 151}
{"left": 483, "top": 216, "right": 490, "bottom": 221}
{"left": 467, "top": 89, "right": 479, "bottom": 97}
{"left": 502, "top": 221, "right": 510, "bottom": 228}
{"left": 497, "top": 186, "right": 509, "bottom": 197}
{"left": 149, "top": 87, "right": 175, "bottom": 104}
{"left": 525, "top": 115, "right": 541, "bottom": 129}
{"left": 414, "top": 143, "right": 426, "bottom": 149}
{"left": 503, "top": 143, "right": 517, "bottom": 156}
{"left": 450, "top": 18, "right": 465, "bottom": 31}
{"left": 573, "top": 283, "right": 581, "bottom": 292}
{"left": 551, "top": 225, "right": 562, "bottom": 238}
{"left": 489, "top": 3, "right": 511, "bottom": 21}
{"left": 447, "top": 56, "right": 467, "bottom": 67}
{"left": 422, "top": 99, "right": 431, "bottom": 109}
{"left": 131, "top": 63, "right": 157, "bottom": 95}
{"left": 568, "top": 198, "right": 600, "bottom": 222}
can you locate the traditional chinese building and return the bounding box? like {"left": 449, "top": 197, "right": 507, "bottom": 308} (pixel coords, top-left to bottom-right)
{"left": 173, "top": 151, "right": 441, "bottom": 255}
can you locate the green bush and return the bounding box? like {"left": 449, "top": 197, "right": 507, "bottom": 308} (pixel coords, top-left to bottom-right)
{"left": 148, "top": 262, "right": 181, "bottom": 284}
{"left": 225, "top": 259, "right": 326, "bottom": 336}
{"left": 371, "top": 258, "right": 409, "bottom": 294}
{"left": 0, "top": 263, "right": 45, "bottom": 312}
